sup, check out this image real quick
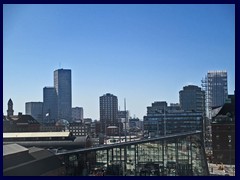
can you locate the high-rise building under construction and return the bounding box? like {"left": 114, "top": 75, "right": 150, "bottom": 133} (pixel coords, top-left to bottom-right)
{"left": 202, "top": 70, "right": 228, "bottom": 118}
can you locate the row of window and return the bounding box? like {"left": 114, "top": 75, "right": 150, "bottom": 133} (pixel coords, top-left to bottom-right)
{"left": 215, "top": 135, "right": 232, "bottom": 139}
{"left": 69, "top": 127, "right": 88, "bottom": 130}
{"left": 72, "top": 133, "right": 86, "bottom": 136}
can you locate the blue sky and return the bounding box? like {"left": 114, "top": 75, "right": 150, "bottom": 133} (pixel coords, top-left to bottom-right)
{"left": 3, "top": 4, "right": 235, "bottom": 120}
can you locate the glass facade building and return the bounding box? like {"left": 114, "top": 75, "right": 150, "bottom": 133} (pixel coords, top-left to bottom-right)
{"left": 43, "top": 87, "right": 58, "bottom": 123}
{"left": 54, "top": 69, "right": 72, "bottom": 122}
{"left": 144, "top": 111, "right": 203, "bottom": 138}
{"left": 25, "top": 102, "right": 43, "bottom": 123}
{"left": 143, "top": 101, "right": 203, "bottom": 138}
{"left": 57, "top": 131, "right": 209, "bottom": 176}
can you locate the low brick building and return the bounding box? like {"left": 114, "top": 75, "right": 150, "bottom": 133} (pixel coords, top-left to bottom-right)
{"left": 211, "top": 95, "right": 235, "bottom": 165}
{"left": 3, "top": 113, "right": 40, "bottom": 132}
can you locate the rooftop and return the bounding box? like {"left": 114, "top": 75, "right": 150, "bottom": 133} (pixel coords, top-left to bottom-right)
{"left": 3, "top": 132, "right": 72, "bottom": 138}
{"left": 3, "top": 143, "right": 28, "bottom": 157}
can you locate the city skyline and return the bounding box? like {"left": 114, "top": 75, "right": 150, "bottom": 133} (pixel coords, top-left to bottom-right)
{"left": 3, "top": 4, "right": 235, "bottom": 120}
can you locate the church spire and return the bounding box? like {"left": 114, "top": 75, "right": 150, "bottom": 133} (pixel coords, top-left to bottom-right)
{"left": 7, "top": 98, "right": 14, "bottom": 116}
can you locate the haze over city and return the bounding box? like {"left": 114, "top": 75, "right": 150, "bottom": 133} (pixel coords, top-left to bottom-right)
{"left": 3, "top": 4, "right": 235, "bottom": 120}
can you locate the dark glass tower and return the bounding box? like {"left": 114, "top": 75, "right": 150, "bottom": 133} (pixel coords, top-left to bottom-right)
{"left": 25, "top": 102, "right": 43, "bottom": 123}
{"left": 54, "top": 69, "right": 72, "bottom": 122}
{"left": 43, "top": 87, "right": 58, "bottom": 123}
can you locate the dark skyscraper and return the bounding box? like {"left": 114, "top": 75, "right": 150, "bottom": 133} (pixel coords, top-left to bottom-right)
{"left": 54, "top": 69, "right": 72, "bottom": 122}
{"left": 99, "top": 93, "right": 118, "bottom": 134}
{"left": 25, "top": 102, "right": 43, "bottom": 123}
{"left": 179, "top": 85, "right": 205, "bottom": 113}
{"left": 43, "top": 87, "right": 58, "bottom": 123}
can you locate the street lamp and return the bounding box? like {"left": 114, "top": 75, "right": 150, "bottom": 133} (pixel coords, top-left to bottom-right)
{"left": 228, "top": 137, "right": 232, "bottom": 175}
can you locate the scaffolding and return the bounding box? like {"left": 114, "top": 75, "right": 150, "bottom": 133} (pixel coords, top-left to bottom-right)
{"left": 202, "top": 71, "right": 228, "bottom": 119}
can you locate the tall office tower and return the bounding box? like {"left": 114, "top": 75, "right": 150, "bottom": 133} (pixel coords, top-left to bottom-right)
{"left": 25, "top": 102, "right": 43, "bottom": 123}
{"left": 72, "top": 107, "right": 83, "bottom": 122}
{"left": 43, "top": 87, "right": 58, "bottom": 123}
{"left": 179, "top": 85, "right": 205, "bottom": 112}
{"left": 7, "top": 98, "right": 14, "bottom": 116}
{"left": 99, "top": 93, "right": 118, "bottom": 134}
{"left": 202, "top": 71, "right": 228, "bottom": 118}
{"left": 54, "top": 69, "right": 72, "bottom": 122}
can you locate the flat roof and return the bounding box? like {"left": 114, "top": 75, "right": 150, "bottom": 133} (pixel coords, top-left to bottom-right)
{"left": 3, "top": 144, "right": 29, "bottom": 156}
{"left": 3, "top": 132, "right": 71, "bottom": 138}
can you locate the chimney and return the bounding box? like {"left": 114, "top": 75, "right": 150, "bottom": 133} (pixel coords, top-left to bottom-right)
{"left": 18, "top": 112, "right": 22, "bottom": 117}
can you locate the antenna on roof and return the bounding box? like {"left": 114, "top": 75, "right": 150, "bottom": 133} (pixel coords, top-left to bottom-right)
{"left": 124, "top": 98, "right": 127, "bottom": 142}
